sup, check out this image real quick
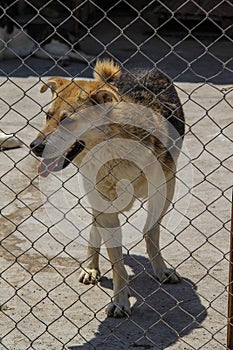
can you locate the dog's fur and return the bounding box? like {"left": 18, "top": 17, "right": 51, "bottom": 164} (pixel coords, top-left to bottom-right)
{"left": 30, "top": 60, "right": 185, "bottom": 317}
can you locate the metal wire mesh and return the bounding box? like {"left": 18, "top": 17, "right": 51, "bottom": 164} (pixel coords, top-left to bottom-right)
{"left": 0, "top": 1, "right": 232, "bottom": 349}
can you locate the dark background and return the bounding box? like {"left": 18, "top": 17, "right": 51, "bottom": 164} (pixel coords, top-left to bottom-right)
{"left": 0, "top": 0, "right": 233, "bottom": 83}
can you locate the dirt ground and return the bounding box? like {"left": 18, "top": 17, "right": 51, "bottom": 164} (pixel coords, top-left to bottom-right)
{"left": 0, "top": 74, "right": 232, "bottom": 350}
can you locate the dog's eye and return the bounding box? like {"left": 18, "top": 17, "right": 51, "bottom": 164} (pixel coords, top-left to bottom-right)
{"left": 46, "top": 113, "right": 53, "bottom": 121}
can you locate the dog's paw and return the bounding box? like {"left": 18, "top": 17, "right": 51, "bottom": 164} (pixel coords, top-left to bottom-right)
{"left": 106, "top": 289, "right": 131, "bottom": 318}
{"left": 79, "top": 268, "right": 100, "bottom": 285}
{"left": 157, "top": 268, "right": 181, "bottom": 284}
{"left": 106, "top": 299, "right": 131, "bottom": 318}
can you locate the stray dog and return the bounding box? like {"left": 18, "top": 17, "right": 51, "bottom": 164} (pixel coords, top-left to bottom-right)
{"left": 0, "top": 24, "right": 94, "bottom": 63}
{"left": 30, "top": 59, "right": 185, "bottom": 317}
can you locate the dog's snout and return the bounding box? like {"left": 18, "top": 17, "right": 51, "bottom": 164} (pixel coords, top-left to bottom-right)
{"left": 30, "top": 138, "right": 45, "bottom": 157}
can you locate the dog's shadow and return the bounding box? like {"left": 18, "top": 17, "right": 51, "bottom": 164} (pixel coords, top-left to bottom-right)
{"left": 69, "top": 254, "right": 207, "bottom": 350}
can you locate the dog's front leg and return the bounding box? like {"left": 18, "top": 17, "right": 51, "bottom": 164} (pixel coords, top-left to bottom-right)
{"left": 79, "top": 223, "right": 101, "bottom": 284}
{"left": 106, "top": 246, "right": 131, "bottom": 317}
{"left": 94, "top": 211, "right": 131, "bottom": 317}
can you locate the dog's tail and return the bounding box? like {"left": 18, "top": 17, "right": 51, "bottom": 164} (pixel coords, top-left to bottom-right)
{"left": 93, "top": 59, "right": 121, "bottom": 83}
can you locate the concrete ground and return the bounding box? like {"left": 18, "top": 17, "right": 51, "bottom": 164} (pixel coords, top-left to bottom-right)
{"left": 0, "top": 11, "right": 233, "bottom": 350}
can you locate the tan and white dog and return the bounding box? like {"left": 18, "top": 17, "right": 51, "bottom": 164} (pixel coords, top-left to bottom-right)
{"left": 30, "top": 60, "right": 185, "bottom": 317}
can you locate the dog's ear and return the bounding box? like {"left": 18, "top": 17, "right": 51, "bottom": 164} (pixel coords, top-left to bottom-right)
{"left": 40, "top": 77, "right": 70, "bottom": 95}
{"left": 90, "top": 89, "right": 119, "bottom": 104}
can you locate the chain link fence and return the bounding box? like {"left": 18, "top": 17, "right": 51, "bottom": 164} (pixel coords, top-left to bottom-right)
{"left": 0, "top": 1, "right": 232, "bottom": 349}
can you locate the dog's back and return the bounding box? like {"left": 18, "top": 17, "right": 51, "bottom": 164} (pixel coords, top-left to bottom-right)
{"left": 114, "top": 69, "right": 184, "bottom": 135}
{"left": 113, "top": 68, "right": 185, "bottom": 155}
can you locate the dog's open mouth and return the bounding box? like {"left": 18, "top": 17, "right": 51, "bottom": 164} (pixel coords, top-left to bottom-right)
{"left": 38, "top": 141, "right": 85, "bottom": 177}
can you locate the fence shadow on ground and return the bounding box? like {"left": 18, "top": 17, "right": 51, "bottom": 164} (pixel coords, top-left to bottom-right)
{"left": 68, "top": 254, "right": 207, "bottom": 350}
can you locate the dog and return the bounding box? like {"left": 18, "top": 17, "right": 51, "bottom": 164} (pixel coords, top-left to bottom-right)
{"left": 0, "top": 1, "right": 94, "bottom": 63}
{"left": 0, "top": 23, "right": 94, "bottom": 63}
{"left": 30, "top": 59, "right": 185, "bottom": 317}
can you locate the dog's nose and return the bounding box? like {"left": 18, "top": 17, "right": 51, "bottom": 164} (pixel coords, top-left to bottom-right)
{"left": 30, "top": 139, "right": 45, "bottom": 157}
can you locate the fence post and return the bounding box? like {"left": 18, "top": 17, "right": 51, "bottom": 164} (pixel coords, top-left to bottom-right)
{"left": 227, "top": 189, "right": 233, "bottom": 349}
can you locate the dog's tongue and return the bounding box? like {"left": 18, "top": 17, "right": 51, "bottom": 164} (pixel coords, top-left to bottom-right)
{"left": 38, "top": 158, "right": 58, "bottom": 177}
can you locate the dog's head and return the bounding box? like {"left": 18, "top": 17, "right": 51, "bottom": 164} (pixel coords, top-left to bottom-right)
{"left": 30, "top": 59, "right": 121, "bottom": 177}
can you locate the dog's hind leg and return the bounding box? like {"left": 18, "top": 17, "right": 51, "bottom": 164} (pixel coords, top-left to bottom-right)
{"left": 145, "top": 222, "right": 180, "bottom": 284}
{"left": 79, "top": 223, "right": 102, "bottom": 285}
{"left": 144, "top": 171, "right": 181, "bottom": 284}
